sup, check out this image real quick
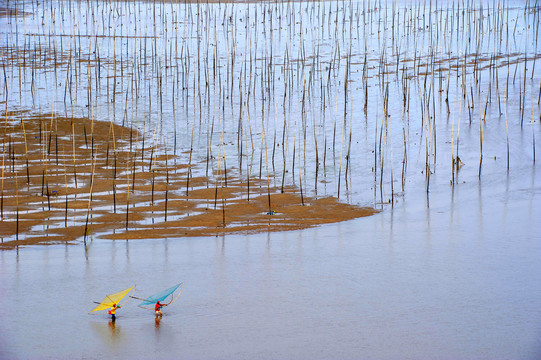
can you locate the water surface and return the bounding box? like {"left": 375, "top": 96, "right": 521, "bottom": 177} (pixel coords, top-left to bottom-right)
{"left": 1, "top": 0, "right": 541, "bottom": 358}
{"left": 1, "top": 167, "right": 540, "bottom": 359}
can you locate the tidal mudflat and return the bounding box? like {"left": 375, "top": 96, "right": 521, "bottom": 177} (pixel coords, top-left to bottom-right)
{"left": 0, "top": 0, "right": 540, "bottom": 358}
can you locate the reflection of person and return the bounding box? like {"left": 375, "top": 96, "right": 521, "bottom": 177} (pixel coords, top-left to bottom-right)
{"left": 155, "top": 301, "right": 166, "bottom": 316}
{"left": 108, "top": 304, "right": 121, "bottom": 321}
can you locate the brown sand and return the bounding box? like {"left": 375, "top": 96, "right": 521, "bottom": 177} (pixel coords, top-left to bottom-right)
{"left": 0, "top": 113, "right": 378, "bottom": 249}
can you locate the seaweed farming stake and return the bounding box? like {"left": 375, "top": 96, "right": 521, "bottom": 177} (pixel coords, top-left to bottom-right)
{"left": 1, "top": 138, "right": 5, "bottom": 219}
{"left": 531, "top": 84, "right": 536, "bottom": 163}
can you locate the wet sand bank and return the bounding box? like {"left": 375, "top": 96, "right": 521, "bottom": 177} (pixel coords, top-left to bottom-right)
{"left": 0, "top": 113, "right": 377, "bottom": 249}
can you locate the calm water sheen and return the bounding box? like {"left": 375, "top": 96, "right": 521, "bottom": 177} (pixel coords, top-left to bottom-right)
{"left": 1, "top": 167, "right": 540, "bottom": 359}
{"left": 1, "top": 0, "right": 541, "bottom": 358}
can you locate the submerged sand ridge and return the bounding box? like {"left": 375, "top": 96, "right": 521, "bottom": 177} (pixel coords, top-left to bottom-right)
{"left": 0, "top": 113, "right": 377, "bottom": 249}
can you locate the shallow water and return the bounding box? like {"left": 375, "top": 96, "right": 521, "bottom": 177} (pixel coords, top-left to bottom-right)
{"left": 1, "top": 0, "right": 541, "bottom": 358}
{"left": 2, "top": 0, "right": 539, "bottom": 210}
{"left": 1, "top": 166, "right": 540, "bottom": 359}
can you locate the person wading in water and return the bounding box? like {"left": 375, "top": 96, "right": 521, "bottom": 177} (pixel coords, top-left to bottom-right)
{"left": 155, "top": 301, "right": 167, "bottom": 317}
{"left": 109, "top": 303, "right": 121, "bottom": 321}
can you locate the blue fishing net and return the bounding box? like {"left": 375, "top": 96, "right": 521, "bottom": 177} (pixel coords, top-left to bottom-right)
{"left": 140, "top": 283, "right": 182, "bottom": 305}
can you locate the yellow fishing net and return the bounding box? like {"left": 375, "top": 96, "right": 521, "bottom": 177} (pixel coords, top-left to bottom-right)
{"left": 90, "top": 286, "right": 135, "bottom": 313}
